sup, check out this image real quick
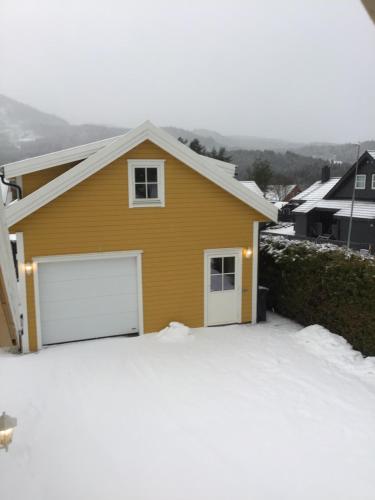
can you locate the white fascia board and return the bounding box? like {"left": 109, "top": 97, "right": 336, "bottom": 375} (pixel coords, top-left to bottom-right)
{"left": 6, "top": 121, "right": 278, "bottom": 227}
{"left": 2, "top": 135, "right": 121, "bottom": 177}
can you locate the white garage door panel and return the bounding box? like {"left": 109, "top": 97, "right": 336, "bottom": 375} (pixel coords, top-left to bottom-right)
{"left": 37, "top": 255, "right": 139, "bottom": 345}
{"left": 40, "top": 294, "right": 138, "bottom": 322}
{"left": 39, "top": 276, "right": 136, "bottom": 304}
{"left": 41, "top": 312, "right": 133, "bottom": 344}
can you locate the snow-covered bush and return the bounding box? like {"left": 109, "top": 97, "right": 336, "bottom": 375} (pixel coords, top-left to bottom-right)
{"left": 260, "top": 235, "right": 375, "bottom": 356}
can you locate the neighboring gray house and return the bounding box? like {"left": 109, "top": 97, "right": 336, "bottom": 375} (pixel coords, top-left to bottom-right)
{"left": 292, "top": 151, "right": 375, "bottom": 250}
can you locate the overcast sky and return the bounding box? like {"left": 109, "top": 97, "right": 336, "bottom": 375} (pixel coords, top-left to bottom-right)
{"left": 0, "top": 0, "right": 374, "bottom": 143}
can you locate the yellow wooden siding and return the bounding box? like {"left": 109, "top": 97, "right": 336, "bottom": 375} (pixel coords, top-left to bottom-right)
{"left": 11, "top": 140, "right": 268, "bottom": 351}
{"left": 22, "top": 162, "right": 79, "bottom": 197}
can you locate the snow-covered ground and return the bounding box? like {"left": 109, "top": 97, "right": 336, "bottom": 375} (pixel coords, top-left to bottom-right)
{"left": 1, "top": 314, "right": 375, "bottom": 500}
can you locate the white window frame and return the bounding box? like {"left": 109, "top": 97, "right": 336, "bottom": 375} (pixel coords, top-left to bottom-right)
{"left": 355, "top": 174, "right": 366, "bottom": 190}
{"left": 128, "top": 159, "right": 165, "bottom": 208}
{"left": 372, "top": 174, "right": 375, "bottom": 190}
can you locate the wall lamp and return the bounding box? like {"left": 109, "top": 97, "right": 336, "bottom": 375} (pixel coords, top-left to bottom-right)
{"left": 24, "top": 263, "right": 33, "bottom": 275}
{"left": 243, "top": 247, "right": 252, "bottom": 259}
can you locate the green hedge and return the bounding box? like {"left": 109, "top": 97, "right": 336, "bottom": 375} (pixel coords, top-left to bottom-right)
{"left": 259, "top": 236, "right": 375, "bottom": 356}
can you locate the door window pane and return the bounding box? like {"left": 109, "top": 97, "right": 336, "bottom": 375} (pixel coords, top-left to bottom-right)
{"left": 210, "top": 257, "right": 222, "bottom": 274}
{"left": 223, "top": 273, "right": 235, "bottom": 290}
{"left": 210, "top": 255, "right": 236, "bottom": 292}
{"left": 224, "top": 256, "right": 235, "bottom": 273}
{"left": 210, "top": 274, "right": 222, "bottom": 292}
{"left": 135, "top": 168, "right": 146, "bottom": 182}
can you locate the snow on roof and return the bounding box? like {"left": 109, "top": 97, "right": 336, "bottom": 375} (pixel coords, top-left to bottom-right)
{"left": 204, "top": 156, "right": 236, "bottom": 178}
{"left": 368, "top": 150, "right": 375, "bottom": 160}
{"left": 240, "top": 181, "right": 264, "bottom": 198}
{"left": 292, "top": 177, "right": 341, "bottom": 203}
{"left": 294, "top": 199, "right": 375, "bottom": 220}
{"left": 263, "top": 223, "right": 295, "bottom": 235}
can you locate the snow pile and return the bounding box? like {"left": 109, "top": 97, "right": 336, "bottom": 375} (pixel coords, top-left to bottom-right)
{"left": 296, "top": 324, "right": 375, "bottom": 378}
{"left": 157, "top": 321, "right": 192, "bottom": 342}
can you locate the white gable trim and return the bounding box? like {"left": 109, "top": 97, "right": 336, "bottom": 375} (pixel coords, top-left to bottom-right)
{"left": 5, "top": 121, "right": 278, "bottom": 227}
{"left": 2, "top": 135, "right": 122, "bottom": 178}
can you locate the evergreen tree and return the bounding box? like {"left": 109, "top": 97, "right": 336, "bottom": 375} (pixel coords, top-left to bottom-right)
{"left": 248, "top": 158, "right": 273, "bottom": 191}
{"left": 189, "top": 138, "right": 207, "bottom": 155}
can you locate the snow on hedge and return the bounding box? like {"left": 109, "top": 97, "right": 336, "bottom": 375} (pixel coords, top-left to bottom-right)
{"left": 260, "top": 234, "right": 375, "bottom": 263}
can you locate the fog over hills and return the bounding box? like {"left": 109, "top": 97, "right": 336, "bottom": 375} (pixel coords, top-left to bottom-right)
{"left": 0, "top": 94, "right": 373, "bottom": 168}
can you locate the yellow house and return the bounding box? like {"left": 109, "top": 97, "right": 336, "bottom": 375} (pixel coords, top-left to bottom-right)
{"left": 2, "top": 122, "right": 277, "bottom": 352}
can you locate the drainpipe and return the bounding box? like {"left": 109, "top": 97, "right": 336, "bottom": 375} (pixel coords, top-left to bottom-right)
{"left": 0, "top": 169, "right": 23, "bottom": 200}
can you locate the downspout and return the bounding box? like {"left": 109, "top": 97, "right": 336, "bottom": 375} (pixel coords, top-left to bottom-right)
{"left": 0, "top": 169, "right": 23, "bottom": 200}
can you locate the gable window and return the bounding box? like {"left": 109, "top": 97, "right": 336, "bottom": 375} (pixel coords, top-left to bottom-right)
{"left": 355, "top": 174, "right": 366, "bottom": 190}
{"left": 372, "top": 174, "right": 375, "bottom": 190}
{"left": 128, "top": 160, "right": 165, "bottom": 207}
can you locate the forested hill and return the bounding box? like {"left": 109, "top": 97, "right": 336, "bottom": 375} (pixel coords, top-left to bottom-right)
{"left": 231, "top": 149, "right": 349, "bottom": 187}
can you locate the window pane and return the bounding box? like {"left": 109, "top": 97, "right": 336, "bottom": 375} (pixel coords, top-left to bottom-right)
{"left": 224, "top": 256, "right": 235, "bottom": 273}
{"left": 210, "top": 257, "right": 222, "bottom": 274}
{"left": 223, "top": 274, "right": 235, "bottom": 290}
{"left": 135, "top": 184, "right": 146, "bottom": 198}
{"left": 135, "top": 168, "right": 146, "bottom": 182}
{"left": 147, "top": 183, "right": 158, "bottom": 198}
{"left": 147, "top": 168, "right": 158, "bottom": 182}
{"left": 210, "top": 274, "right": 222, "bottom": 292}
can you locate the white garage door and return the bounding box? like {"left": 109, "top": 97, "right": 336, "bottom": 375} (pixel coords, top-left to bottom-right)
{"left": 36, "top": 254, "right": 140, "bottom": 345}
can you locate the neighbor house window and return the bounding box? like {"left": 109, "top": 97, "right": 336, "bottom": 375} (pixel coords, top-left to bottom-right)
{"left": 128, "top": 160, "right": 165, "bottom": 207}
{"left": 372, "top": 174, "right": 375, "bottom": 190}
{"left": 355, "top": 174, "right": 366, "bottom": 190}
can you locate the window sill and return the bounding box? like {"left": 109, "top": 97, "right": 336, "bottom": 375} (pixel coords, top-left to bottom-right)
{"left": 130, "top": 200, "right": 165, "bottom": 208}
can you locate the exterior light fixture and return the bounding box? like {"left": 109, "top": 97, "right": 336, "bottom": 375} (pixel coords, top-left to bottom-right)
{"left": 0, "top": 412, "right": 17, "bottom": 451}
{"left": 24, "top": 263, "right": 33, "bottom": 275}
{"left": 244, "top": 247, "right": 252, "bottom": 258}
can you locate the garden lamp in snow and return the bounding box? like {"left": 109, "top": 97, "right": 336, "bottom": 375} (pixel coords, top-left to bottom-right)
{"left": 0, "top": 412, "right": 17, "bottom": 451}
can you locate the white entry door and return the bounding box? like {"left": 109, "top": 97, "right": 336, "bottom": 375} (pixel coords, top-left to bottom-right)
{"left": 35, "top": 252, "right": 141, "bottom": 345}
{"left": 205, "top": 249, "right": 242, "bottom": 326}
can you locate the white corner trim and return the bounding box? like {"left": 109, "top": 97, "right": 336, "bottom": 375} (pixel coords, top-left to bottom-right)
{"left": 203, "top": 248, "right": 243, "bottom": 327}
{"left": 32, "top": 250, "right": 144, "bottom": 349}
{"left": 0, "top": 200, "right": 21, "bottom": 340}
{"left": 33, "top": 260, "right": 42, "bottom": 350}
{"left": 5, "top": 121, "right": 278, "bottom": 227}
{"left": 136, "top": 253, "right": 144, "bottom": 335}
{"left": 16, "top": 232, "right": 29, "bottom": 353}
{"left": 251, "top": 222, "right": 259, "bottom": 323}
{"left": 127, "top": 159, "right": 165, "bottom": 208}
